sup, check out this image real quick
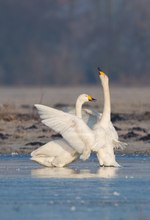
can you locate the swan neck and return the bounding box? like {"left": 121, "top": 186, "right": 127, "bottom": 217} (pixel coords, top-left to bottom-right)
{"left": 101, "top": 80, "right": 111, "bottom": 123}
{"left": 75, "top": 99, "right": 83, "bottom": 118}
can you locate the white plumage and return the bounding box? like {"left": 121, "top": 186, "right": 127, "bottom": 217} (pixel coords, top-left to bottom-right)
{"left": 90, "top": 68, "right": 126, "bottom": 167}
{"left": 31, "top": 94, "right": 96, "bottom": 167}
{"left": 83, "top": 108, "right": 127, "bottom": 150}
{"left": 31, "top": 69, "right": 126, "bottom": 168}
{"left": 31, "top": 139, "right": 78, "bottom": 167}
{"left": 34, "top": 104, "right": 95, "bottom": 160}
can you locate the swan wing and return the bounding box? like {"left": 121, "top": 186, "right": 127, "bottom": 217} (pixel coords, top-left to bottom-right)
{"left": 35, "top": 104, "right": 94, "bottom": 160}
{"left": 83, "top": 108, "right": 102, "bottom": 118}
{"left": 82, "top": 108, "right": 102, "bottom": 128}
{"left": 108, "top": 121, "right": 127, "bottom": 150}
{"left": 112, "top": 140, "right": 127, "bottom": 150}
{"left": 65, "top": 107, "right": 101, "bottom": 128}
{"left": 64, "top": 107, "right": 100, "bottom": 128}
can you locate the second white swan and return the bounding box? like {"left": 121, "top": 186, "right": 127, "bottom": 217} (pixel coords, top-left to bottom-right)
{"left": 31, "top": 94, "right": 96, "bottom": 167}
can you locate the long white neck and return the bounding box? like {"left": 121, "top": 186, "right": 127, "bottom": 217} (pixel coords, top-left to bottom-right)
{"left": 75, "top": 98, "right": 84, "bottom": 118}
{"left": 100, "top": 79, "right": 111, "bottom": 125}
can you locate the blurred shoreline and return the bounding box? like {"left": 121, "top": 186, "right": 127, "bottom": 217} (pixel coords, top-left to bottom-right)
{"left": 0, "top": 85, "right": 150, "bottom": 113}
{"left": 0, "top": 86, "right": 150, "bottom": 155}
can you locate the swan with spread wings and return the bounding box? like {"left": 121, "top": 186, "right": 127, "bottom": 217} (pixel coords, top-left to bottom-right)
{"left": 31, "top": 94, "right": 96, "bottom": 167}
{"left": 33, "top": 68, "right": 126, "bottom": 167}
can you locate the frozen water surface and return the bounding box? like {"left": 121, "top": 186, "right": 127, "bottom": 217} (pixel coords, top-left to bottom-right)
{"left": 0, "top": 154, "right": 150, "bottom": 220}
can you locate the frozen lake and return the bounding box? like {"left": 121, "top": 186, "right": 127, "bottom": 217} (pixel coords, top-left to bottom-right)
{"left": 0, "top": 154, "right": 150, "bottom": 220}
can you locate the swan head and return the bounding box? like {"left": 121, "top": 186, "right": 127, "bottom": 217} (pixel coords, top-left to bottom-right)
{"left": 97, "top": 67, "right": 109, "bottom": 84}
{"left": 78, "top": 94, "right": 96, "bottom": 104}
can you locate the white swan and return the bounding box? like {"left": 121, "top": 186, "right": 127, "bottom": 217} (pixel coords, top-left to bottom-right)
{"left": 33, "top": 68, "right": 125, "bottom": 167}
{"left": 92, "top": 68, "right": 123, "bottom": 167}
{"left": 31, "top": 94, "right": 96, "bottom": 167}
{"left": 82, "top": 72, "right": 127, "bottom": 152}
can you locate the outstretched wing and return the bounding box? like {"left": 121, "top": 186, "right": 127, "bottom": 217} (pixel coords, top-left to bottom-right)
{"left": 83, "top": 108, "right": 102, "bottom": 128}
{"left": 35, "top": 104, "right": 95, "bottom": 156}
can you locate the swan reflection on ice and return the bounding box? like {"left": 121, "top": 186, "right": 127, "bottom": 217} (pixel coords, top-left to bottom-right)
{"left": 31, "top": 167, "right": 118, "bottom": 179}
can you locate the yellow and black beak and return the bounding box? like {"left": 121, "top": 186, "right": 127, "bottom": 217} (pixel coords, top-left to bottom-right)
{"left": 97, "top": 67, "right": 105, "bottom": 76}
{"left": 88, "top": 95, "right": 97, "bottom": 102}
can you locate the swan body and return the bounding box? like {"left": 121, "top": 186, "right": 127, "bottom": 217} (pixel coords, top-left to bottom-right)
{"left": 31, "top": 139, "right": 78, "bottom": 167}
{"left": 83, "top": 108, "right": 127, "bottom": 150}
{"left": 31, "top": 94, "right": 96, "bottom": 167}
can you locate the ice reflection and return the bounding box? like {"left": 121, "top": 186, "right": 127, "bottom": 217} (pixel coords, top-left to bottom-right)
{"left": 31, "top": 167, "right": 119, "bottom": 179}
{"left": 97, "top": 167, "right": 119, "bottom": 178}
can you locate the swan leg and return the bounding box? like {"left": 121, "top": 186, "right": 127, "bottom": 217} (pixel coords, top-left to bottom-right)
{"left": 96, "top": 152, "right": 104, "bottom": 166}
{"left": 96, "top": 148, "right": 120, "bottom": 167}
{"left": 80, "top": 146, "right": 91, "bottom": 160}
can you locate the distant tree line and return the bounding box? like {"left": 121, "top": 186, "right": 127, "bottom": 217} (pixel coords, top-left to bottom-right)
{"left": 0, "top": 0, "right": 149, "bottom": 85}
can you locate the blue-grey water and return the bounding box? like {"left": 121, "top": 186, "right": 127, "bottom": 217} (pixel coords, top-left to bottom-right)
{"left": 0, "top": 154, "right": 150, "bottom": 220}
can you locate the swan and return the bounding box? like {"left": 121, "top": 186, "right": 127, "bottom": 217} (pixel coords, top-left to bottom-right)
{"left": 34, "top": 68, "right": 125, "bottom": 167}
{"left": 31, "top": 94, "right": 96, "bottom": 167}
{"left": 92, "top": 68, "right": 124, "bottom": 167}
{"left": 82, "top": 70, "right": 126, "bottom": 150}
